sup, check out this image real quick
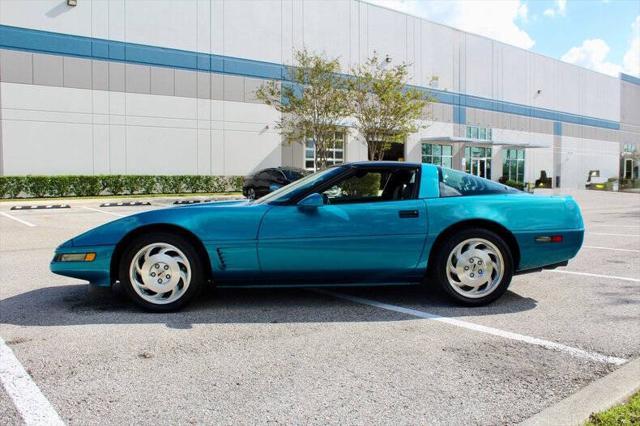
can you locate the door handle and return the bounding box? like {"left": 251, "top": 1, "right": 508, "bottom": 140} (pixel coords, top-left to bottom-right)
{"left": 398, "top": 209, "right": 419, "bottom": 218}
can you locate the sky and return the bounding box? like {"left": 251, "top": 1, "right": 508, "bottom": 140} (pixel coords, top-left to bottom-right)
{"left": 366, "top": 0, "right": 640, "bottom": 78}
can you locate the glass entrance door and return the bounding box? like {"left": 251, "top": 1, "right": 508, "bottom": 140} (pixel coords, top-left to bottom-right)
{"left": 471, "top": 159, "right": 487, "bottom": 178}
{"left": 464, "top": 147, "right": 492, "bottom": 179}
{"left": 623, "top": 158, "right": 634, "bottom": 179}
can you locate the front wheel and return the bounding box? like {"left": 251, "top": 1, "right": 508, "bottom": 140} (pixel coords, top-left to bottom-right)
{"left": 431, "top": 228, "right": 514, "bottom": 306}
{"left": 119, "top": 232, "right": 205, "bottom": 312}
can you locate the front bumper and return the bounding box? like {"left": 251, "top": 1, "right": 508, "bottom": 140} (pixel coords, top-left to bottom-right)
{"left": 50, "top": 245, "right": 115, "bottom": 287}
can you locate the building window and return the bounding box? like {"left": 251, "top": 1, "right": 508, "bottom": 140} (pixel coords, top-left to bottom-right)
{"left": 623, "top": 144, "right": 637, "bottom": 153}
{"left": 503, "top": 149, "right": 525, "bottom": 183}
{"left": 466, "top": 126, "right": 492, "bottom": 141}
{"left": 422, "top": 144, "right": 453, "bottom": 168}
{"left": 305, "top": 131, "right": 345, "bottom": 171}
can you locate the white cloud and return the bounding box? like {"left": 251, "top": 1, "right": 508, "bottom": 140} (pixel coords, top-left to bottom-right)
{"left": 543, "top": 0, "right": 567, "bottom": 18}
{"left": 561, "top": 39, "right": 621, "bottom": 76}
{"left": 561, "top": 15, "right": 640, "bottom": 77}
{"left": 366, "top": 0, "right": 535, "bottom": 49}
{"left": 517, "top": 3, "right": 529, "bottom": 22}
{"left": 622, "top": 16, "right": 640, "bottom": 76}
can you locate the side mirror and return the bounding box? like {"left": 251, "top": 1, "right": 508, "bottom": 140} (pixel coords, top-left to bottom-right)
{"left": 297, "top": 193, "right": 325, "bottom": 210}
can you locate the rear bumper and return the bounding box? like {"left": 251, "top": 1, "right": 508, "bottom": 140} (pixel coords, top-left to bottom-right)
{"left": 514, "top": 260, "right": 568, "bottom": 276}
{"left": 515, "top": 229, "right": 584, "bottom": 272}
{"left": 50, "top": 245, "right": 115, "bottom": 287}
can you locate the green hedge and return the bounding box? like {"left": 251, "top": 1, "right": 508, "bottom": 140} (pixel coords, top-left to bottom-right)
{"left": 620, "top": 178, "right": 640, "bottom": 189}
{"left": 0, "top": 175, "right": 244, "bottom": 199}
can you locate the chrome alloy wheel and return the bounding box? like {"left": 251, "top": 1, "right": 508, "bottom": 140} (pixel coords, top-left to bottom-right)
{"left": 129, "top": 243, "right": 192, "bottom": 305}
{"left": 445, "top": 238, "right": 504, "bottom": 299}
{"left": 247, "top": 188, "right": 256, "bottom": 200}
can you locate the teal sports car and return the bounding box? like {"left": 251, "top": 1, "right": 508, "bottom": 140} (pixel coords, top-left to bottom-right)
{"left": 51, "top": 162, "right": 584, "bottom": 311}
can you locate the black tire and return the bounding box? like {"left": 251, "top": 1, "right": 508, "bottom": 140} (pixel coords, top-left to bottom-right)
{"left": 430, "top": 228, "right": 514, "bottom": 306}
{"left": 119, "top": 232, "right": 205, "bottom": 312}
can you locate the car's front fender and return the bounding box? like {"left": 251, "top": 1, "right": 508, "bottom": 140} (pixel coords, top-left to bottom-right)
{"left": 51, "top": 201, "right": 270, "bottom": 286}
{"left": 67, "top": 202, "right": 268, "bottom": 247}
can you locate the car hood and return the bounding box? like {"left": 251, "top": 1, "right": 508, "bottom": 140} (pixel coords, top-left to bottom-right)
{"left": 178, "top": 199, "right": 250, "bottom": 208}
{"left": 60, "top": 199, "right": 268, "bottom": 248}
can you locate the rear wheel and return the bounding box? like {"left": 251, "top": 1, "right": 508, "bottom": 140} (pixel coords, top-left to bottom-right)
{"left": 119, "top": 232, "right": 205, "bottom": 312}
{"left": 431, "top": 228, "right": 513, "bottom": 306}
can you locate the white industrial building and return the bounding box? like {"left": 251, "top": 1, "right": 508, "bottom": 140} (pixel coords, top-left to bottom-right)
{"left": 0, "top": 0, "right": 638, "bottom": 188}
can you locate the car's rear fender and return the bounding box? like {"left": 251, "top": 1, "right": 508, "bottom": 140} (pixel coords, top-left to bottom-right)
{"left": 420, "top": 194, "right": 584, "bottom": 272}
{"left": 514, "top": 228, "right": 584, "bottom": 271}
{"left": 420, "top": 218, "right": 521, "bottom": 271}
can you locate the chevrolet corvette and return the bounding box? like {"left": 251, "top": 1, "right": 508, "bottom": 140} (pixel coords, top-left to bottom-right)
{"left": 51, "top": 162, "right": 584, "bottom": 311}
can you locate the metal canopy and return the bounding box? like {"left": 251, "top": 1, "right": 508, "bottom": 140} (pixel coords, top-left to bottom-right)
{"left": 420, "top": 136, "right": 548, "bottom": 149}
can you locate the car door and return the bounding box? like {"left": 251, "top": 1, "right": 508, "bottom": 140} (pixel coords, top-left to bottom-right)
{"left": 257, "top": 166, "right": 428, "bottom": 284}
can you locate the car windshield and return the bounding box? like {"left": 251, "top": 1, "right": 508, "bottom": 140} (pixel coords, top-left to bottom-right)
{"left": 254, "top": 167, "right": 343, "bottom": 204}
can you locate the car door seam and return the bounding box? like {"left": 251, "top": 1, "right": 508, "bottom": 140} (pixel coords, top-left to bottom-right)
{"left": 255, "top": 205, "right": 273, "bottom": 272}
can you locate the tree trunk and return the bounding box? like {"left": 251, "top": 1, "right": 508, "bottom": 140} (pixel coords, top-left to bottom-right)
{"left": 368, "top": 140, "right": 385, "bottom": 161}
{"left": 367, "top": 139, "right": 375, "bottom": 161}
{"left": 315, "top": 135, "right": 327, "bottom": 171}
{"left": 312, "top": 130, "right": 322, "bottom": 171}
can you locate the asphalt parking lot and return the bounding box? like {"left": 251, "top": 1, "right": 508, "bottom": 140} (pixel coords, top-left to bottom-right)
{"left": 1, "top": 190, "right": 639, "bottom": 425}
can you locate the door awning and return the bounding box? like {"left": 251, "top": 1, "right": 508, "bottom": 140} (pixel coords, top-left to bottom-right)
{"left": 420, "top": 136, "right": 548, "bottom": 148}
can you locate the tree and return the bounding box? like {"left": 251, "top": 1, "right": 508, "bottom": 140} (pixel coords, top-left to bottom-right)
{"left": 348, "top": 54, "right": 432, "bottom": 161}
{"left": 256, "top": 50, "right": 349, "bottom": 171}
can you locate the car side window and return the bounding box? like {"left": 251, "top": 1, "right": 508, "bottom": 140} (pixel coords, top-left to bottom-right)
{"left": 321, "top": 168, "right": 418, "bottom": 204}
{"left": 260, "top": 170, "right": 276, "bottom": 180}
{"left": 272, "top": 170, "right": 287, "bottom": 182}
{"left": 439, "top": 168, "right": 516, "bottom": 197}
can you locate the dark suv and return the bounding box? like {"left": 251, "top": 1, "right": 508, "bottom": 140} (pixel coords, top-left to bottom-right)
{"left": 242, "top": 167, "right": 309, "bottom": 199}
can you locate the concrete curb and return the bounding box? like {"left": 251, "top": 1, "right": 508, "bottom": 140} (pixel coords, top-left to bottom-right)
{"left": 520, "top": 357, "right": 640, "bottom": 426}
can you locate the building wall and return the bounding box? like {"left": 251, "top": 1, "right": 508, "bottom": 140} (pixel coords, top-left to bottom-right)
{"left": 620, "top": 77, "right": 640, "bottom": 149}
{"left": 0, "top": 0, "right": 638, "bottom": 188}
{"left": 620, "top": 78, "right": 640, "bottom": 127}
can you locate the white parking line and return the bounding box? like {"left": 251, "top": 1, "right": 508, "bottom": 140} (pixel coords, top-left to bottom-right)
{"left": 81, "top": 206, "right": 125, "bottom": 218}
{"left": 0, "top": 211, "right": 36, "bottom": 227}
{"left": 547, "top": 270, "right": 640, "bottom": 283}
{"left": 0, "top": 337, "right": 64, "bottom": 425}
{"left": 589, "top": 232, "right": 640, "bottom": 237}
{"left": 582, "top": 245, "right": 640, "bottom": 253}
{"left": 588, "top": 224, "right": 640, "bottom": 229}
{"left": 315, "top": 290, "right": 628, "bottom": 366}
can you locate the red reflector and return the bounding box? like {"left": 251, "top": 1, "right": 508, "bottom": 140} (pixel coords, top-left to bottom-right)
{"left": 535, "top": 235, "right": 564, "bottom": 243}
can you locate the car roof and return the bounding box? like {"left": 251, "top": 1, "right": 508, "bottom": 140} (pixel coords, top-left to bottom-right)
{"left": 277, "top": 166, "right": 307, "bottom": 171}
{"left": 257, "top": 162, "right": 435, "bottom": 174}
{"left": 345, "top": 161, "right": 433, "bottom": 169}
